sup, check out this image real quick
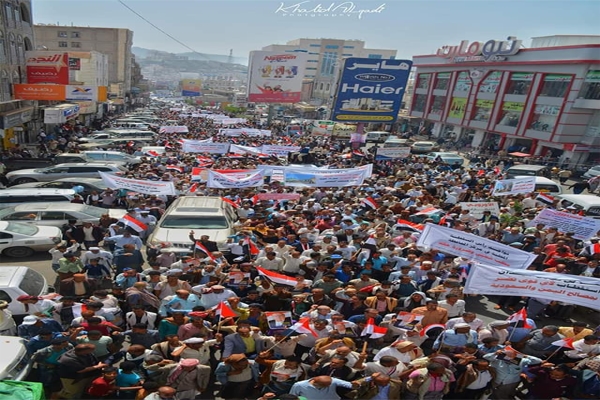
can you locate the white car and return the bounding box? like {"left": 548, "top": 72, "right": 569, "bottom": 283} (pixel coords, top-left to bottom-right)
{"left": 411, "top": 141, "right": 440, "bottom": 154}
{"left": 0, "top": 203, "right": 126, "bottom": 228}
{"left": 0, "top": 221, "right": 62, "bottom": 257}
{"left": 583, "top": 165, "right": 600, "bottom": 179}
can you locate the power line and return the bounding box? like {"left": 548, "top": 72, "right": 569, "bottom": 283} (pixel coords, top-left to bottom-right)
{"left": 117, "top": 0, "right": 213, "bottom": 62}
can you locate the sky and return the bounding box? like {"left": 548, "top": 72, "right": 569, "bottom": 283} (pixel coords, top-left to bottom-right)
{"left": 32, "top": 0, "right": 599, "bottom": 62}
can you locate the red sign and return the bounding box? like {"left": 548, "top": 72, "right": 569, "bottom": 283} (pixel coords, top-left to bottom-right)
{"left": 26, "top": 52, "right": 69, "bottom": 84}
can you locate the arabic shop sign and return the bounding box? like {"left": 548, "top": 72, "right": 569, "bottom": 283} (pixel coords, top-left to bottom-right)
{"left": 436, "top": 36, "right": 522, "bottom": 63}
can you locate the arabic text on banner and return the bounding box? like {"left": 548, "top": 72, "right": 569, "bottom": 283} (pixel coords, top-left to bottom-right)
{"left": 207, "top": 170, "right": 265, "bottom": 188}
{"left": 218, "top": 128, "right": 271, "bottom": 137}
{"left": 283, "top": 168, "right": 367, "bottom": 187}
{"left": 459, "top": 202, "right": 500, "bottom": 219}
{"left": 416, "top": 223, "right": 537, "bottom": 269}
{"left": 181, "top": 141, "right": 230, "bottom": 154}
{"left": 191, "top": 168, "right": 255, "bottom": 182}
{"left": 491, "top": 177, "right": 536, "bottom": 196}
{"left": 256, "top": 163, "right": 373, "bottom": 178}
{"left": 532, "top": 208, "right": 600, "bottom": 240}
{"left": 256, "top": 193, "right": 301, "bottom": 201}
{"left": 463, "top": 264, "right": 600, "bottom": 310}
{"left": 261, "top": 145, "right": 301, "bottom": 156}
{"left": 375, "top": 147, "right": 411, "bottom": 160}
{"left": 159, "top": 126, "right": 189, "bottom": 134}
{"left": 230, "top": 144, "right": 264, "bottom": 155}
{"left": 99, "top": 172, "right": 176, "bottom": 196}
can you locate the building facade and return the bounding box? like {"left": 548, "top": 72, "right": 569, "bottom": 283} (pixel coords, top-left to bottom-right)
{"left": 33, "top": 25, "right": 133, "bottom": 99}
{"left": 0, "top": 0, "right": 34, "bottom": 148}
{"left": 261, "top": 38, "right": 397, "bottom": 105}
{"left": 409, "top": 35, "right": 600, "bottom": 165}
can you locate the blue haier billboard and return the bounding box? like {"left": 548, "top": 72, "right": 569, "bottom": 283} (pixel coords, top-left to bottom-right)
{"left": 331, "top": 58, "right": 412, "bottom": 123}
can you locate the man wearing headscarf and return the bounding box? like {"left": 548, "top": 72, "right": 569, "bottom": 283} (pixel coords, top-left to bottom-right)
{"left": 166, "top": 358, "right": 210, "bottom": 399}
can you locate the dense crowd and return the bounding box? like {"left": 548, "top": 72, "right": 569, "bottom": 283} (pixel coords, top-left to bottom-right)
{"left": 0, "top": 104, "right": 599, "bottom": 400}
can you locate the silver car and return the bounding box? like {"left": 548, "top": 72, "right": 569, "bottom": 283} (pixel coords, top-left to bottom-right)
{"left": 0, "top": 203, "right": 126, "bottom": 227}
{"left": 6, "top": 163, "right": 127, "bottom": 185}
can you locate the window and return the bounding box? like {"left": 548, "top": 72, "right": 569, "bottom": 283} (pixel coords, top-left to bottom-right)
{"left": 368, "top": 54, "right": 382, "bottom": 59}
{"left": 320, "top": 51, "right": 337, "bottom": 77}
{"left": 71, "top": 31, "right": 80, "bottom": 38}
{"left": 0, "top": 290, "right": 11, "bottom": 303}
{"left": 57, "top": 30, "right": 67, "bottom": 38}
{"left": 305, "top": 67, "right": 317, "bottom": 70}
{"left": 8, "top": 33, "right": 15, "bottom": 63}
{"left": 40, "top": 211, "right": 65, "bottom": 221}
{"left": 479, "top": 71, "right": 502, "bottom": 93}
{"left": 19, "top": 3, "right": 31, "bottom": 23}
{"left": 4, "top": 3, "right": 12, "bottom": 25}
{"left": 4, "top": 211, "right": 37, "bottom": 221}
{"left": 530, "top": 105, "right": 560, "bottom": 132}
{"left": 413, "top": 94, "right": 427, "bottom": 112}
{"left": 580, "top": 71, "right": 600, "bottom": 100}
{"left": 0, "top": 30, "right": 5, "bottom": 64}
{"left": 471, "top": 100, "right": 495, "bottom": 122}
{"left": 19, "top": 269, "right": 46, "bottom": 296}
{"left": 0, "top": 232, "right": 12, "bottom": 238}
{"left": 416, "top": 74, "right": 431, "bottom": 90}
{"left": 506, "top": 72, "right": 534, "bottom": 95}
{"left": 58, "top": 41, "right": 68, "bottom": 48}
{"left": 319, "top": 83, "right": 324, "bottom": 90}
{"left": 309, "top": 44, "right": 320, "bottom": 47}
{"left": 429, "top": 96, "right": 446, "bottom": 115}
{"left": 16, "top": 34, "right": 23, "bottom": 64}
{"left": 343, "top": 45, "right": 354, "bottom": 49}
{"left": 539, "top": 75, "right": 571, "bottom": 97}
{"left": 307, "top": 60, "right": 318, "bottom": 63}
{"left": 454, "top": 71, "right": 472, "bottom": 92}
{"left": 498, "top": 102, "right": 524, "bottom": 127}
{"left": 324, "top": 45, "right": 339, "bottom": 49}
{"left": 434, "top": 73, "right": 450, "bottom": 90}
{"left": 0, "top": 69, "right": 9, "bottom": 102}
{"left": 71, "top": 42, "right": 81, "bottom": 48}
{"left": 326, "top": 83, "right": 330, "bottom": 92}
{"left": 13, "top": 4, "right": 19, "bottom": 24}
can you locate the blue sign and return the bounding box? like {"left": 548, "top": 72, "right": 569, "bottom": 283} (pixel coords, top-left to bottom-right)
{"left": 332, "top": 58, "right": 412, "bottom": 123}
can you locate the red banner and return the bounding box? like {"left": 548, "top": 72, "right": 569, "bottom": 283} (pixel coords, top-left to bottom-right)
{"left": 26, "top": 52, "right": 69, "bottom": 84}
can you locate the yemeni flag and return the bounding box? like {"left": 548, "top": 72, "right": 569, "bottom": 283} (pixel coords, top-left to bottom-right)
{"left": 506, "top": 308, "right": 532, "bottom": 328}
{"left": 396, "top": 218, "right": 424, "bottom": 231}
{"left": 215, "top": 301, "right": 237, "bottom": 318}
{"left": 361, "top": 318, "right": 387, "bottom": 339}
{"left": 361, "top": 197, "right": 379, "bottom": 210}
{"left": 189, "top": 183, "right": 199, "bottom": 193}
{"left": 341, "top": 153, "right": 353, "bottom": 159}
{"left": 249, "top": 194, "right": 260, "bottom": 205}
{"left": 588, "top": 243, "right": 600, "bottom": 255}
{"left": 243, "top": 237, "right": 260, "bottom": 255}
{"left": 414, "top": 207, "right": 439, "bottom": 216}
{"left": 221, "top": 197, "right": 240, "bottom": 209}
{"left": 195, "top": 241, "right": 216, "bottom": 261}
{"left": 127, "top": 141, "right": 135, "bottom": 147}
{"left": 120, "top": 214, "right": 148, "bottom": 233}
{"left": 146, "top": 150, "right": 160, "bottom": 157}
{"left": 166, "top": 165, "right": 183, "bottom": 173}
{"left": 290, "top": 317, "right": 317, "bottom": 337}
{"left": 419, "top": 324, "right": 446, "bottom": 337}
{"left": 536, "top": 193, "right": 555, "bottom": 205}
{"left": 353, "top": 149, "right": 366, "bottom": 157}
{"left": 551, "top": 337, "right": 575, "bottom": 349}
{"left": 256, "top": 266, "right": 297, "bottom": 286}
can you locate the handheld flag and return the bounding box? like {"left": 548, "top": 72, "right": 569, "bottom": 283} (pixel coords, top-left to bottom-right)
{"left": 536, "top": 193, "right": 555, "bottom": 205}
{"left": 215, "top": 301, "right": 237, "bottom": 318}
{"left": 506, "top": 308, "right": 532, "bottom": 329}
{"left": 166, "top": 165, "right": 183, "bottom": 173}
{"left": 120, "top": 214, "right": 148, "bottom": 233}
{"left": 290, "top": 317, "right": 317, "bottom": 337}
{"left": 195, "top": 241, "right": 216, "bottom": 261}
{"left": 221, "top": 197, "right": 240, "bottom": 209}
{"left": 146, "top": 150, "right": 160, "bottom": 157}
{"left": 396, "top": 219, "right": 424, "bottom": 231}
{"left": 551, "top": 338, "right": 575, "bottom": 349}
{"left": 361, "top": 197, "right": 379, "bottom": 210}
{"left": 588, "top": 243, "right": 600, "bottom": 255}
{"left": 189, "top": 183, "right": 199, "bottom": 194}
{"left": 256, "top": 266, "right": 297, "bottom": 287}
{"left": 419, "top": 324, "right": 446, "bottom": 337}
{"left": 243, "top": 237, "right": 260, "bottom": 256}
{"left": 361, "top": 318, "right": 387, "bottom": 339}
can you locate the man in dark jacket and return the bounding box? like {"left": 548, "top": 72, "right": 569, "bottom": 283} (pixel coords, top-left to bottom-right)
{"left": 68, "top": 221, "right": 105, "bottom": 249}
{"left": 55, "top": 344, "right": 106, "bottom": 399}
{"left": 59, "top": 273, "right": 97, "bottom": 298}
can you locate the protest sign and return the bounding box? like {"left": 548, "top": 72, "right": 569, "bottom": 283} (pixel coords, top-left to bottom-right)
{"left": 230, "top": 144, "right": 264, "bottom": 155}
{"left": 283, "top": 168, "right": 367, "bottom": 187}
{"left": 191, "top": 168, "right": 255, "bottom": 182}
{"left": 265, "top": 311, "right": 293, "bottom": 329}
{"left": 256, "top": 193, "right": 301, "bottom": 201}
{"left": 393, "top": 312, "right": 424, "bottom": 330}
{"left": 459, "top": 202, "right": 500, "bottom": 219}
{"left": 228, "top": 271, "right": 251, "bottom": 286}
{"left": 181, "top": 140, "right": 230, "bottom": 154}
{"left": 261, "top": 145, "right": 301, "bottom": 156}
{"left": 99, "top": 172, "right": 176, "bottom": 196}
{"left": 532, "top": 208, "right": 600, "bottom": 240}
{"left": 207, "top": 170, "right": 264, "bottom": 188}
{"left": 159, "top": 126, "right": 189, "bottom": 134}
{"left": 491, "top": 177, "right": 536, "bottom": 196}
{"left": 375, "top": 147, "right": 411, "bottom": 160}
{"left": 463, "top": 264, "right": 600, "bottom": 309}
{"left": 416, "top": 224, "right": 537, "bottom": 269}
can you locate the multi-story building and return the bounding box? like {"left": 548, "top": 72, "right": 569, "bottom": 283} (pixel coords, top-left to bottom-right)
{"left": 261, "top": 38, "right": 397, "bottom": 104}
{"left": 0, "top": 0, "right": 35, "bottom": 148}
{"left": 409, "top": 35, "right": 600, "bottom": 165}
{"left": 33, "top": 24, "right": 133, "bottom": 99}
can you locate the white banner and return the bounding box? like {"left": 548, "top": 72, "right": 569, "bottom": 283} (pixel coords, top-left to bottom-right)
{"left": 218, "top": 128, "right": 272, "bottom": 137}
{"left": 459, "top": 202, "right": 500, "bottom": 219}
{"left": 416, "top": 224, "right": 537, "bottom": 269}
{"left": 261, "top": 145, "right": 301, "bottom": 156}
{"left": 207, "top": 170, "right": 265, "bottom": 188}
{"left": 99, "top": 172, "right": 176, "bottom": 196}
{"left": 532, "top": 208, "right": 600, "bottom": 240}
{"left": 375, "top": 147, "right": 411, "bottom": 160}
{"left": 159, "top": 126, "right": 189, "bottom": 134}
{"left": 230, "top": 144, "right": 264, "bottom": 155}
{"left": 257, "top": 163, "right": 373, "bottom": 179}
{"left": 464, "top": 264, "right": 600, "bottom": 310}
{"left": 181, "top": 140, "right": 230, "bottom": 154}
{"left": 283, "top": 168, "right": 367, "bottom": 187}
{"left": 191, "top": 168, "right": 255, "bottom": 182}
{"left": 491, "top": 177, "right": 536, "bottom": 196}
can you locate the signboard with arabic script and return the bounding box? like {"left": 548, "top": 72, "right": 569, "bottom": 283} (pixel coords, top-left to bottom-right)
{"left": 416, "top": 224, "right": 537, "bottom": 269}
{"left": 532, "top": 208, "right": 600, "bottom": 240}
{"left": 463, "top": 264, "right": 600, "bottom": 309}
{"left": 25, "top": 51, "right": 69, "bottom": 84}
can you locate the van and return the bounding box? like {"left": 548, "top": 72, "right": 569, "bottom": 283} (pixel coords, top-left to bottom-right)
{"left": 0, "top": 266, "right": 48, "bottom": 319}
{"left": 147, "top": 196, "right": 238, "bottom": 253}
{"left": 557, "top": 194, "right": 600, "bottom": 218}
{"left": 0, "top": 336, "right": 32, "bottom": 380}
{"left": 515, "top": 176, "right": 562, "bottom": 194}
{"left": 506, "top": 164, "right": 550, "bottom": 179}
{"left": 0, "top": 188, "right": 76, "bottom": 208}
{"left": 365, "top": 131, "right": 390, "bottom": 143}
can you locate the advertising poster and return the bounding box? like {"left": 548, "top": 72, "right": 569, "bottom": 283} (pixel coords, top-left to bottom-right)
{"left": 455, "top": 71, "right": 472, "bottom": 92}
{"left": 181, "top": 79, "right": 201, "bottom": 97}
{"left": 478, "top": 71, "right": 502, "bottom": 93}
{"left": 448, "top": 97, "right": 467, "bottom": 119}
{"left": 25, "top": 51, "right": 69, "bottom": 84}
{"left": 331, "top": 58, "right": 412, "bottom": 123}
{"left": 66, "top": 85, "right": 97, "bottom": 101}
{"left": 13, "top": 84, "right": 66, "bottom": 101}
{"left": 247, "top": 51, "right": 308, "bottom": 103}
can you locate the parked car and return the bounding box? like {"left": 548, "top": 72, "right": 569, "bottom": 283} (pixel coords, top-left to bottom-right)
{"left": 82, "top": 151, "right": 142, "bottom": 165}
{"left": 6, "top": 163, "right": 127, "bottom": 185}
{"left": 0, "top": 266, "right": 47, "bottom": 321}
{"left": 0, "top": 188, "right": 75, "bottom": 209}
{"left": 583, "top": 165, "right": 600, "bottom": 179}
{"left": 411, "top": 141, "right": 440, "bottom": 154}
{"left": 0, "top": 221, "right": 62, "bottom": 257}
{"left": 77, "top": 132, "right": 115, "bottom": 143}
{"left": 9, "top": 177, "right": 108, "bottom": 197}
{"left": 78, "top": 139, "right": 152, "bottom": 150}
{"left": 424, "top": 152, "right": 464, "bottom": 166}
{"left": 0, "top": 203, "right": 126, "bottom": 227}
{"left": 1, "top": 157, "right": 55, "bottom": 172}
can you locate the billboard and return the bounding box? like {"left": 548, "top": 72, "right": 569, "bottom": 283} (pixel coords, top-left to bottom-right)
{"left": 25, "top": 51, "right": 69, "bottom": 84}
{"left": 13, "top": 84, "right": 66, "bottom": 101}
{"left": 247, "top": 51, "right": 308, "bottom": 103}
{"left": 181, "top": 79, "right": 201, "bottom": 97}
{"left": 331, "top": 58, "right": 412, "bottom": 123}
{"left": 66, "top": 85, "right": 96, "bottom": 101}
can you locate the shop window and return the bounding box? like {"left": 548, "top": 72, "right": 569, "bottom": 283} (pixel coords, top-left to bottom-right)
{"left": 57, "top": 30, "right": 67, "bottom": 38}
{"left": 540, "top": 75, "right": 571, "bottom": 97}
{"left": 58, "top": 41, "right": 68, "bottom": 48}
{"left": 412, "top": 94, "right": 427, "bottom": 112}
{"left": 580, "top": 70, "right": 600, "bottom": 100}
{"left": 429, "top": 96, "right": 446, "bottom": 115}
{"left": 416, "top": 73, "right": 431, "bottom": 90}
{"left": 454, "top": 72, "right": 472, "bottom": 92}
{"left": 471, "top": 100, "right": 494, "bottom": 122}
{"left": 530, "top": 105, "right": 560, "bottom": 132}
{"left": 434, "top": 73, "right": 450, "bottom": 90}
{"left": 498, "top": 102, "right": 524, "bottom": 127}
{"left": 478, "top": 71, "right": 502, "bottom": 93}
{"left": 506, "top": 72, "right": 534, "bottom": 95}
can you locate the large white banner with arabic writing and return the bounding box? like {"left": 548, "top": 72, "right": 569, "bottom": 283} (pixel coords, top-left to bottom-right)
{"left": 459, "top": 202, "right": 500, "bottom": 219}
{"left": 207, "top": 170, "right": 265, "bottom": 188}
{"left": 416, "top": 224, "right": 537, "bottom": 269}
{"left": 99, "top": 172, "right": 176, "bottom": 196}
{"left": 532, "top": 208, "right": 600, "bottom": 240}
{"left": 463, "top": 264, "right": 600, "bottom": 310}
{"left": 181, "top": 140, "right": 230, "bottom": 154}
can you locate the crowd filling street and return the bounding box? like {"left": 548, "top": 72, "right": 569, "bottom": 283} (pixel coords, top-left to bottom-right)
{"left": 1, "top": 103, "right": 600, "bottom": 400}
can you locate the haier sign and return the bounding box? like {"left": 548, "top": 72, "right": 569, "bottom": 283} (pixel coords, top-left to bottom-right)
{"left": 332, "top": 58, "right": 412, "bottom": 123}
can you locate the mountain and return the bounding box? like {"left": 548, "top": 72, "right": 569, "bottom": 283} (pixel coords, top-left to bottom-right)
{"left": 132, "top": 47, "right": 248, "bottom": 65}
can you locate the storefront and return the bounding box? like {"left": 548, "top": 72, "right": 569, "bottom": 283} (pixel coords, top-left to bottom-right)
{"left": 75, "top": 101, "right": 98, "bottom": 125}
{"left": 43, "top": 103, "right": 80, "bottom": 125}
{"left": 0, "top": 106, "right": 34, "bottom": 149}
{"left": 409, "top": 35, "right": 600, "bottom": 165}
